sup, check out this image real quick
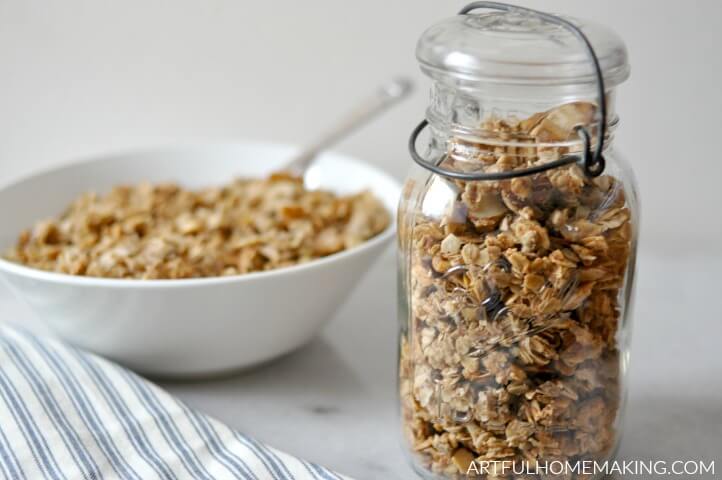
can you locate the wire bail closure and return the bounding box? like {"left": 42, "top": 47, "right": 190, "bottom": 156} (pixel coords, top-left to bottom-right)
{"left": 409, "top": 1, "right": 608, "bottom": 180}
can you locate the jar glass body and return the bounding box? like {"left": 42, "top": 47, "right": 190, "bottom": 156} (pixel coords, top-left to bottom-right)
{"left": 397, "top": 85, "right": 639, "bottom": 479}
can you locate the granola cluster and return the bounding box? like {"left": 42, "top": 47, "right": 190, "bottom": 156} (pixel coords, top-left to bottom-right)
{"left": 4, "top": 173, "right": 389, "bottom": 279}
{"left": 400, "top": 102, "right": 632, "bottom": 478}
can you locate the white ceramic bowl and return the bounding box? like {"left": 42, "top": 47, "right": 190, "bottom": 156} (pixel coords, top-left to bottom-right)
{"left": 0, "top": 143, "right": 400, "bottom": 377}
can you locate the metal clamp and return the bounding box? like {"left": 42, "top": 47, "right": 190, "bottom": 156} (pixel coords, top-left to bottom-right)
{"left": 409, "top": 1, "right": 608, "bottom": 180}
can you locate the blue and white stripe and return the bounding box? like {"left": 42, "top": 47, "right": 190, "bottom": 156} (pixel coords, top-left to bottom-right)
{"left": 0, "top": 326, "right": 350, "bottom": 480}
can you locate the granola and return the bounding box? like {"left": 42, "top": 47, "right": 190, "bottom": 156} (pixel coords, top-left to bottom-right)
{"left": 400, "top": 102, "right": 632, "bottom": 478}
{"left": 4, "top": 173, "right": 389, "bottom": 279}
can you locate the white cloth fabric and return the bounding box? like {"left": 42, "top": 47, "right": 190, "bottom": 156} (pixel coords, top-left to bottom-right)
{"left": 0, "top": 325, "right": 349, "bottom": 480}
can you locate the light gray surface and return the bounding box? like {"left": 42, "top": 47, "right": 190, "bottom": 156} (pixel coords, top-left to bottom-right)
{"left": 158, "top": 247, "right": 722, "bottom": 479}
{"left": 0, "top": 245, "right": 719, "bottom": 478}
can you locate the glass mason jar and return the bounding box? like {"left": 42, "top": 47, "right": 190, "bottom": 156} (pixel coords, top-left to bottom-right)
{"left": 398, "top": 4, "right": 638, "bottom": 479}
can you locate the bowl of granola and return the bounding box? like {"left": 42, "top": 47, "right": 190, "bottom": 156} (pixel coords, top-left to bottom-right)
{"left": 0, "top": 143, "right": 399, "bottom": 377}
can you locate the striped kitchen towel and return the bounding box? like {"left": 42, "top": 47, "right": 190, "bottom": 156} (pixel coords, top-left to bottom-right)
{"left": 0, "top": 325, "right": 349, "bottom": 480}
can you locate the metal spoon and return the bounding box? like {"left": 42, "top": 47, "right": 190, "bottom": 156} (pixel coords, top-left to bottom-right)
{"left": 282, "top": 77, "right": 413, "bottom": 176}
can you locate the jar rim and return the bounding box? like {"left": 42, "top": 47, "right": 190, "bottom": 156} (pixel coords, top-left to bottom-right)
{"left": 426, "top": 110, "right": 619, "bottom": 151}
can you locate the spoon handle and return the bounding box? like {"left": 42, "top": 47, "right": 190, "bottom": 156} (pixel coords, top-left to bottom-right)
{"left": 284, "top": 77, "right": 413, "bottom": 175}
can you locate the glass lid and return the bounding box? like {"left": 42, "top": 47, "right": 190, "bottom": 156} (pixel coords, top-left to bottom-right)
{"left": 416, "top": 9, "right": 630, "bottom": 90}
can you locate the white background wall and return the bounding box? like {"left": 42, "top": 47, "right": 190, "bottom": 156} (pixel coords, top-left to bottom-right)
{"left": 0, "top": 0, "right": 720, "bottom": 250}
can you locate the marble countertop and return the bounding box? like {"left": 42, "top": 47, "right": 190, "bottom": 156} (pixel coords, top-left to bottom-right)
{"left": 156, "top": 248, "right": 721, "bottom": 479}
{"left": 1, "top": 246, "right": 719, "bottom": 478}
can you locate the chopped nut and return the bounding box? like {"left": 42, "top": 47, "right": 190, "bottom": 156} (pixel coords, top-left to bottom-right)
{"left": 451, "top": 448, "right": 475, "bottom": 473}
{"left": 441, "top": 234, "right": 462, "bottom": 255}
{"left": 523, "top": 273, "right": 545, "bottom": 292}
